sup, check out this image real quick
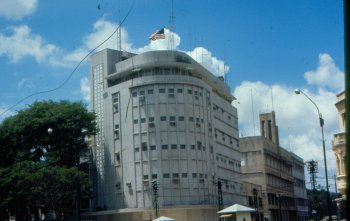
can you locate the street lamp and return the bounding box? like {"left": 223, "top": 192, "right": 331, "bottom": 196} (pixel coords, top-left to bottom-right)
{"left": 294, "top": 88, "right": 332, "bottom": 221}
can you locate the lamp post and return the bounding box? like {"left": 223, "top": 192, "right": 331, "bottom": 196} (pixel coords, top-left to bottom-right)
{"left": 294, "top": 89, "right": 332, "bottom": 221}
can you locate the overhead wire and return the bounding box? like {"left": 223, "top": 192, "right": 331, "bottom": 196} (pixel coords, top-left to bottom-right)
{"left": 0, "top": 4, "right": 134, "bottom": 118}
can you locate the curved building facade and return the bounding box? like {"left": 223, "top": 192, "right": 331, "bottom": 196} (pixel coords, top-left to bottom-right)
{"left": 90, "top": 49, "right": 242, "bottom": 221}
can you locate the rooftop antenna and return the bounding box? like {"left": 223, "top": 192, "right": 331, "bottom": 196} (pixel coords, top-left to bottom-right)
{"left": 168, "top": 0, "right": 175, "bottom": 50}
{"left": 270, "top": 86, "right": 275, "bottom": 111}
{"left": 251, "top": 88, "right": 256, "bottom": 136}
{"left": 117, "top": 0, "right": 122, "bottom": 54}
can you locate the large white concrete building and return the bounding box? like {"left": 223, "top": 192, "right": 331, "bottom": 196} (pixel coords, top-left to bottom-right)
{"left": 89, "top": 49, "right": 243, "bottom": 221}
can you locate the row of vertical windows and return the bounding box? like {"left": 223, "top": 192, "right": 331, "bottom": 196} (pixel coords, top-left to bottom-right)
{"left": 161, "top": 173, "right": 208, "bottom": 179}
{"left": 133, "top": 116, "right": 203, "bottom": 123}
{"left": 134, "top": 144, "right": 205, "bottom": 151}
{"left": 132, "top": 88, "right": 204, "bottom": 97}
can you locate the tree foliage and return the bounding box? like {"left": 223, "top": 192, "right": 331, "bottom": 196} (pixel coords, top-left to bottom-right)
{"left": 307, "top": 188, "right": 340, "bottom": 220}
{"left": 0, "top": 100, "right": 96, "bottom": 220}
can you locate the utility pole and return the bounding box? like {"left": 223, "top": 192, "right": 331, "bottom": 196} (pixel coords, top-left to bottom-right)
{"left": 307, "top": 160, "right": 318, "bottom": 220}
{"left": 252, "top": 188, "right": 260, "bottom": 221}
{"left": 307, "top": 160, "right": 318, "bottom": 191}
{"left": 152, "top": 180, "right": 159, "bottom": 219}
{"left": 217, "top": 180, "right": 223, "bottom": 210}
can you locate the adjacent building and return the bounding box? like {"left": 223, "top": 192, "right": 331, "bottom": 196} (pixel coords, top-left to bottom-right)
{"left": 332, "top": 91, "right": 346, "bottom": 217}
{"left": 89, "top": 49, "right": 243, "bottom": 221}
{"left": 240, "top": 111, "right": 308, "bottom": 221}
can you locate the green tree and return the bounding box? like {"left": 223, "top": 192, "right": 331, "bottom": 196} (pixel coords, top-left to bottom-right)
{"left": 307, "top": 188, "right": 340, "bottom": 220}
{"left": 0, "top": 100, "right": 96, "bottom": 220}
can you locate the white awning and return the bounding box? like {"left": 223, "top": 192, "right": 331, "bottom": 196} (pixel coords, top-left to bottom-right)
{"left": 218, "top": 204, "right": 255, "bottom": 214}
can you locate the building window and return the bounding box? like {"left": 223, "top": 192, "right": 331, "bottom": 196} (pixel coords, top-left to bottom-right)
{"left": 182, "top": 173, "right": 187, "bottom": 178}
{"left": 189, "top": 117, "right": 194, "bottom": 122}
{"left": 161, "top": 145, "right": 168, "bottom": 150}
{"left": 192, "top": 173, "right": 197, "bottom": 178}
{"left": 143, "top": 175, "right": 149, "bottom": 180}
{"left": 191, "top": 145, "right": 195, "bottom": 150}
{"left": 168, "top": 88, "right": 174, "bottom": 93}
{"left": 169, "top": 116, "right": 176, "bottom": 121}
{"left": 150, "top": 145, "right": 156, "bottom": 150}
{"left": 171, "top": 144, "right": 177, "bottom": 149}
{"left": 139, "top": 91, "right": 145, "bottom": 95}
{"left": 173, "top": 173, "right": 179, "bottom": 178}
{"left": 132, "top": 92, "right": 138, "bottom": 97}
{"left": 115, "top": 152, "right": 120, "bottom": 163}
{"left": 178, "top": 116, "right": 184, "bottom": 121}
{"left": 177, "top": 88, "right": 183, "bottom": 93}
{"left": 133, "top": 119, "right": 138, "bottom": 124}
{"left": 180, "top": 144, "right": 186, "bottom": 149}
{"left": 159, "top": 88, "right": 165, "bottom": 93}
{"left": 142, "top": 142, "right": 148, "bottom": 151}
{"left": 149, "top": 117, "right": 155, "bottom": 122}
{"left": 114, "top": 130, "right": 119, "bottom": 140}
{"left": 141, "top": 118, "right": 146, "bottom": 123}
{"left": 152, "top": 174, "right": 158, "bottom": 179}
{"left": 113, "top": 103, "right": 119, "bottom": 113}
{"left": 163, "top": 173, "right": 170, "bottom": 178}
{"left": 148, "top": 89, "right": 154, "bottom": 94}
{"left": 160, "top": 116, "right": 167, "bottom": 121}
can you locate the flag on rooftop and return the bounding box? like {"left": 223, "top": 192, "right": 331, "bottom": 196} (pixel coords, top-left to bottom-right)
{"left": 149, "top": 28, "right": 165, "bottom": 41}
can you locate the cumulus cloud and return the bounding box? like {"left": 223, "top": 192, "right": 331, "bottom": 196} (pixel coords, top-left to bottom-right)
{"left": 0, "top": 17, "right": 229, "bottom": 77}
{"left": 233, "top": 59, "right": 340, "bottom": 183}
{"left": 64, "top": 20, "right": 228, "bottom": 75}
{"left": 0, "top": 0, "right": 38, "bottom": 20}
{"left": 17, "top": 78, "right": 34, "bottom": 90}
{"left": 187, "top": 47, "right": 228, "bottom": 76}
{"left": 304, "top": 53, "right": 344, "bottom": 92}
{"left": 0, "top": 25, "right": 58, "bottom": 63}
{"left": 80, "top": 77, "right": 90, "bottom": 101}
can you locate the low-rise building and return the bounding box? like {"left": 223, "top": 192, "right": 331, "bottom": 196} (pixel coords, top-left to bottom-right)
{"left": 240, "top": 111, "right": 308, "bottom": 221}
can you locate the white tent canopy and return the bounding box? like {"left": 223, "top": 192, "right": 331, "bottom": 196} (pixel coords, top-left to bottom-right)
{"left": 218, "top": 204, "right": 255, "bottom": 214}
{"left": 153, "top": 216, "right": 176, "bottom": 221}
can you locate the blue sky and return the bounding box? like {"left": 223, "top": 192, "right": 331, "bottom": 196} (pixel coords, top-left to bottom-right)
{"left": 0, "top": 0, "right": 345, "bottom": 190}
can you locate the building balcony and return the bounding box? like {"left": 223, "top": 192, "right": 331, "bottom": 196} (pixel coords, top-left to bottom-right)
{"left": 265, "top": 166, "right": 294, "bottom": 182}
{"left": 337, "top": 175, "right": 346, "bottom": 195}
{"left": 333, "top": 132, "right": 345, "bottom": 150}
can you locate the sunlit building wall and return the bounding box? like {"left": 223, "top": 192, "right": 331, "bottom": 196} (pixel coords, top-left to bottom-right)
{"left": 90, "top": 49, "right": 243, "bottom": 221}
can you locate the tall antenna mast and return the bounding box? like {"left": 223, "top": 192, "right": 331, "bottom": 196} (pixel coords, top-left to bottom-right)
{"left": 168, "top": 0, "right": 175, "bottom": 50}
{"left": 251, "top": 88, "right": 256, "bottom": 136}
{"left": 117, "top": 0, "right": 122, "bottom": 55}
{"left": 270, "top": 87, "right": 274, "bottom": 111}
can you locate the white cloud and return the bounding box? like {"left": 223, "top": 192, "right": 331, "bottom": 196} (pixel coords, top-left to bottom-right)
{"left": 0, "top": 25, "right": 58, "bottom": 63}
{"left": 187, "top": 47, "right": 228, "bottom": 76}
{"left": 0, "top": 0, "right": 38, "bottom": 20}
{"left": 17, "top": 78, "right": 34, "bottom": 90}
{"left": 137, "top": 28, "right": 180, "bottom": 52}
{"left": 233, "top": 56, "right": 341, "bottom": 188}
{"left": 80, "top": 77, "right": 90, "bottom": 102}
{"left": 59, "top": 18, "right": 133, "bottom": 66}
{"left": 63, "top": 20, "right": 228, "bottom": 76}
{"left": 304, "top": 53, "right": 344, "bottom": 92}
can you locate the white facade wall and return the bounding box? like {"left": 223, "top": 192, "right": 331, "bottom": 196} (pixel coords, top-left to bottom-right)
{"left": 90, "top": 49, "right": 242, "bottom": 220}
